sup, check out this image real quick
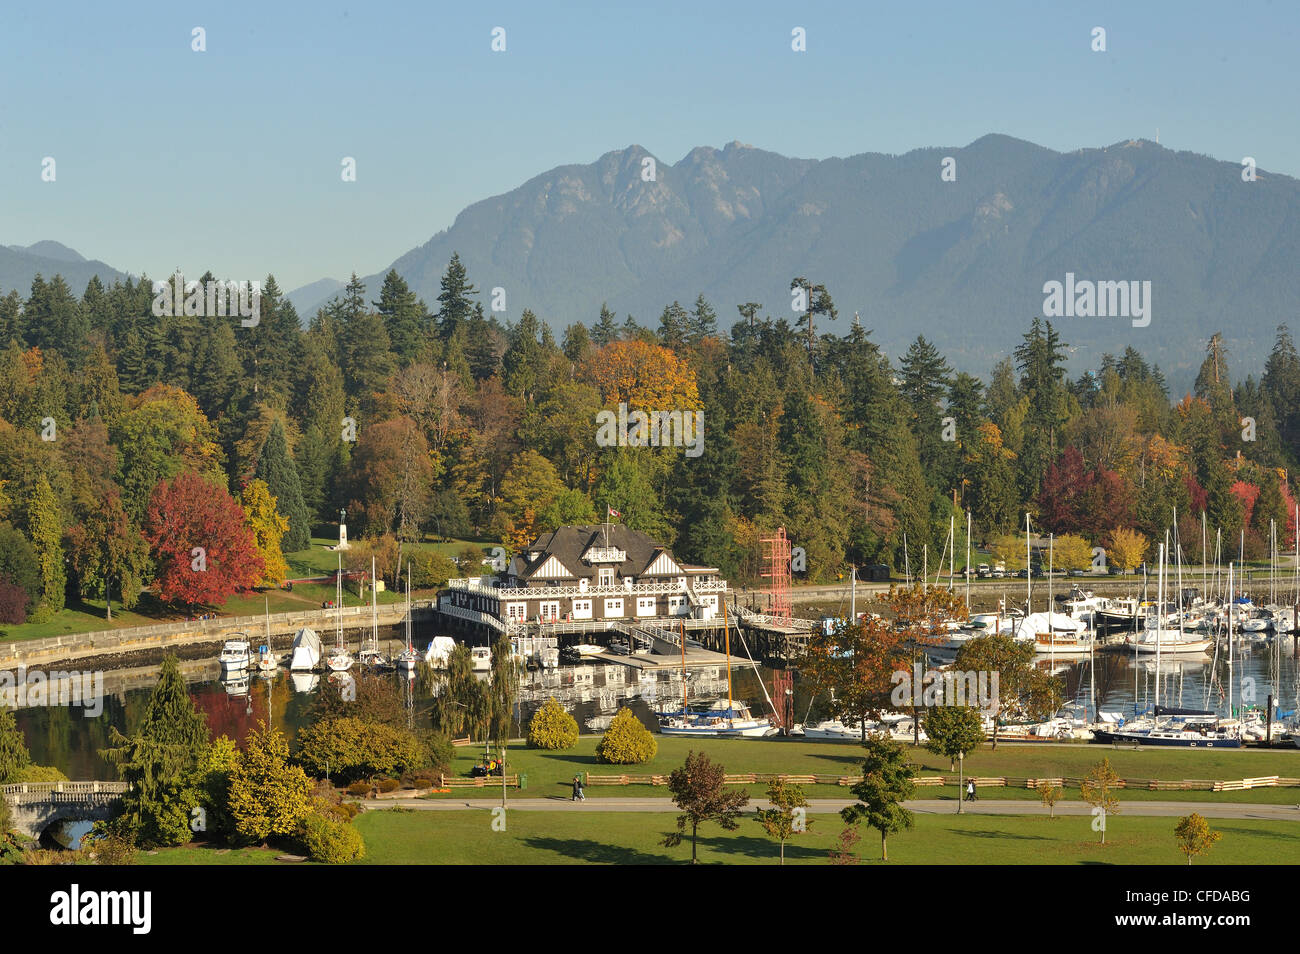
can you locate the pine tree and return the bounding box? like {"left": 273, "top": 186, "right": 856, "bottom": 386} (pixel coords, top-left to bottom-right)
{"left": 253, "top": 419, "right": 311, "bottom": 552}
{"left": 435, "top": 253, "right": 478, "bottom": 341}
{"left": 375, "top": 269, "right": 425, "bottom": 364}
{"left": 592, "top": 303, "right": 618, "bottom": 345}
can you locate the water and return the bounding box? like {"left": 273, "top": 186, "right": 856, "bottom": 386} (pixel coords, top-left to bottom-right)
{"left": 11, "top": 626, "right": 1300, "bottom": 781}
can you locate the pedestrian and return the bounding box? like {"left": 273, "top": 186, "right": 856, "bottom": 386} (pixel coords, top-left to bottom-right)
{"left": 572, "top": 774, "right": 585, "bottom": 802}
{"left": 966, "top": 779, "right": 976, "bottom": 802}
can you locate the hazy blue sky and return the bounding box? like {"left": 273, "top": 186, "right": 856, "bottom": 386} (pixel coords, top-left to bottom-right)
{"left": 2, "top": 0, "right": 1295, "bottom": 291}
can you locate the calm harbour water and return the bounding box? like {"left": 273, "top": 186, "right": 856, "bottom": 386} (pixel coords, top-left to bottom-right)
{"left": 12, "top": 621, "right": 1300, "bottom": 782}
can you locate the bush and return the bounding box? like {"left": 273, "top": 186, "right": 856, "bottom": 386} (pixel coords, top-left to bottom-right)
{"left": 345, "top": 780, "right": 370, "bottom": 797}
{"left": 296, "top": 717, "right": 429, "bottom": 783}
{"left": 528, "top": 697, "right": 579, "bottom": 750}
{"left": 11, "top": 764, "right": 69, "bottom": 784}
{"left": 420, "top": 731, "right": 455, "bottom": 776}
{"left": 87, "top": 830, "right": 137, "bottom": 866}
{"left": 296, "top": 813, "right": 365, "bottom": 864}
{"left": 596, "top": 708, "right": 657, "bottom": 764}
{"left": 377, "top": 778, "right": 400, "bottom": 793}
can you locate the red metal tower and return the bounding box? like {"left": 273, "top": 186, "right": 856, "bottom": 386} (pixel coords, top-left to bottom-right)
{"left": 760, "top": 527, "right": 792, "bottom": 621}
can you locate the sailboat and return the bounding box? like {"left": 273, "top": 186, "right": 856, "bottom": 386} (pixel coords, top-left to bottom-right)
{"left": 396, "top": 563, "right": 421, "bottom": 673}
{"left": 324, "top": 553, "right": 355, "bottom": 672}
{"left": 256, "top": 597, "right": 278, "bottom": 672}
{"left": 357, "top": 556, "right": 390, "bottom": 669}
{"left": 659, "top": 603, "right": 773, "bottom": 736}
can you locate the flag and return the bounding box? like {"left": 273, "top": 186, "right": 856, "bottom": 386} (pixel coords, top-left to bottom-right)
{"left": 608, "top": 506, "right": 621, "bottom": 519}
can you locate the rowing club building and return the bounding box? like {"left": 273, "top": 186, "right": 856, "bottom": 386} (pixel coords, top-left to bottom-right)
{"left": 438, "top": 524, "right": 729, "bottom": 636}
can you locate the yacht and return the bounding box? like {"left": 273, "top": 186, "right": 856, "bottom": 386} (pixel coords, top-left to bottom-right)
{"left": 396, "top": 567, "right": 420, "bottom": 673}
{"left": 1094, "top": 708, "right": 1242, "bottom": 748}
{"left": 1122, "top": 628, "right": 1212, "bottom": 655}
{"left": 218, "top": 638, "right": 251, "bottom": 672}
{"left": 659, "top": 700, "right": 773, "bottom": 737}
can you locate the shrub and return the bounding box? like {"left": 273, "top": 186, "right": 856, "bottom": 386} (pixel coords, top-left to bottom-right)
{"left": 346, "top": 780, "right": 370, "bottom": 797}
{"left": 377, "top": 778, "right": 400, "bottom": 793}
{"left": 87, "top": 830, "right": 137, "bottom": 866}
{"left": 11, "top": 764, "right": 68, "bottom": 784}
{"left": 528, "top": 697, "right": 579, "bottom": 750}
{"left": 296, "top": 813, "right": 365, "bottom": 864}
{"left": 420, "top": 731, "right": 455, "bottom": 776}
{"left": 596, "top": 708, "right": 657, "bottom": 764}
{"left": 296, "top": 717, "right": 429, "bottom": 783}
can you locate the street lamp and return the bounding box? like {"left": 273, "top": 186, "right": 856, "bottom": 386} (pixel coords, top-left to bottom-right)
{"left": 957, "top": 751, "right": 965, "bottom": 815}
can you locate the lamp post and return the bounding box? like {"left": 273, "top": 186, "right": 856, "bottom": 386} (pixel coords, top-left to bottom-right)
{"left": 957, "top": 751, "right": 965, "bottom": 814}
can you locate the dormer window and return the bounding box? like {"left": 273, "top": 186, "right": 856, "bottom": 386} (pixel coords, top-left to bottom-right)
{"left": 598, "top": 569, "right": 613, "bottom": 587}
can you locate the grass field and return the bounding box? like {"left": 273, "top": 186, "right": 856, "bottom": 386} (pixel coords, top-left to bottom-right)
{"left": 136, "top": 810, "right": 1295, "bottom": 865}
{"left": 0, "top": 535, "right": 494, "bottom": 642}
{"left": 445, "top": 735, "right": 1300, "bottom": 804}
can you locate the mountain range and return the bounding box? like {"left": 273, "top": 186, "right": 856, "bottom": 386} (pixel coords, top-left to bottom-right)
{"left": 297, "top": 135, "right": 1300, "bottom": 388}
{"left": 8, "top": 135, "right": 1299, "bottom": 389}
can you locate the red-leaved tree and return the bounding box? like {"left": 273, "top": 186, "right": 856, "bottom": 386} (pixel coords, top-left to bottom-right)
{"left": 145, "top": 471, "right": 264, "bottom": 609}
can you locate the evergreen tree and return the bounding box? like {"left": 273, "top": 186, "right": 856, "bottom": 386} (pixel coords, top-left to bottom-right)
{"left": 375, "top": 269, "right": 425, "bottom": 364}
{"left": 592, "top": 303, "right": 618, "bottom": 346}
{"left": 101, "top": 656, "right": 211, "bottom": 847}
{"left": 254, "top": 418, "right": 312, "bottom": 552}
{"left": 435, "top": 253, "right": 478, "bottom": 341}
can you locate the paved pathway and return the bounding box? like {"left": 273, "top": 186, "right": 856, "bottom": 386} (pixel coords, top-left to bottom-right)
{"left": 360, "top": 797, "right": 1300, "bottom": 821}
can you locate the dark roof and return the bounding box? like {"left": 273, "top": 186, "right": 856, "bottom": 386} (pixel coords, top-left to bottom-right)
{"left": 514, "top": 524, "right": 676, "bottom": 581}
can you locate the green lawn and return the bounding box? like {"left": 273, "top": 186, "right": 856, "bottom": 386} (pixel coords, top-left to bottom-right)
{"left": 139, "top": 810, "right": 1295, "bottom": 865}
{"left": 0, "top": 535, "right": 491, "bottom": 642}
{"left": 445, "top": 736, "right": 1300, "bottom": 804}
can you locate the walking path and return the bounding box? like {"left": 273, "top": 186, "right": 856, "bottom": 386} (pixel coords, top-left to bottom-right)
{"left": 358, "top": 797, "right": 1300, "bottom": 821}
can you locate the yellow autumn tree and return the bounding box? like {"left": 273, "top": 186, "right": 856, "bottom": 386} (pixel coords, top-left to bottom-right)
{"left": 1106, "top": 527, "right": 1149, "bottom": 573}
{"left": 583, "top": 340, "right": 701, "bottom": 410}
{"left": 1051, "top": 533, "right": 1094, "bottom": 572}
{"left": 241, "top": 478, "right": 290, "bottom": 587}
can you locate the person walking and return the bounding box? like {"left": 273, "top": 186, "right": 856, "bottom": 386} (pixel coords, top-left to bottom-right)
{"left": 966, "top": 778, "right": 976, "bottom": 802}
{"left": 572, "top": 774, "right": 585, "bottom": 802}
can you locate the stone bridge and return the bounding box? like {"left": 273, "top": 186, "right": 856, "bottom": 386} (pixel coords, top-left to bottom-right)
{"left": 1, "top": 781, "right": 128, "bottom": 839}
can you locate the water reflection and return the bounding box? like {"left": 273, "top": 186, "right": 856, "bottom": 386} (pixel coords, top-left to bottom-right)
{"left": 11, "top": 631, "right": 1300, "bottom": 781}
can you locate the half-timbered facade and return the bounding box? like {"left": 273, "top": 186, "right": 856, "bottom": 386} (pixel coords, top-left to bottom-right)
{"left": 439, "top": 524, "right": 727, "bottom": 632}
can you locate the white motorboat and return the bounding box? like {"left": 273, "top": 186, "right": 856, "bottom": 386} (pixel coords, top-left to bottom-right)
{"left": 470, "top": 646, "right": 493, "bottom": 672}
{"left": 218, "top": 638, "right": 251, "bottom": 672}
{"left": 325, "top": 647, "right": 355, "bottom": 672}
{"left": 573, "top": 643, "right": 604, "bottom": 658}
{"left": 424, "top": 635, "right": 456, "bottom": 669}
{"left": 798, "top": 719, "right": 864, "bottom": 740}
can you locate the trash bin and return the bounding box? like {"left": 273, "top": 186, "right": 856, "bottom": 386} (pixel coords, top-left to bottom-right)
{"left": 518, "top": 773, "right": 527, "bottom": 790}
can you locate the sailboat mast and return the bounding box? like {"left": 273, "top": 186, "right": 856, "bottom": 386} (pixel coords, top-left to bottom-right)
{"left": 371, "top": 555, "right": 378, "bottom": 654}
{"left": 1025, "top": 513, "right": 1031, "bottom": 616}
{"left": 723, "top": 600, "right": 733, "bottom": 712}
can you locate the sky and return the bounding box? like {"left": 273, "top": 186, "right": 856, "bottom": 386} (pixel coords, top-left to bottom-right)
{"left": 1, "top": 0, "right": 1296, "bottom": 292}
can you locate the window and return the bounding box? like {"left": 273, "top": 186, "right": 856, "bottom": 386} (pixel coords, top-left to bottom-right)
{"left": 505, "top": 603, "right": 526, "bottom": 621}
{"left": 668, "top": 595, "right": 687, "bottom": 616}
{"left": 703, "top": 595, "right": 718, "bottom": 609}
{"left": 539, "top": 601, "right": 560, "bottom": 622}
{"left": 598, "top": 568, "right": 614, "bottom": 587}
{"left": 636, "top": 596, "right": 657, "bottom": 618}
{"left": 604, "top": 598, "right": 623, "bottom": 618}
{"left": 573, "top": 600, "right": 593, "bottom": 620}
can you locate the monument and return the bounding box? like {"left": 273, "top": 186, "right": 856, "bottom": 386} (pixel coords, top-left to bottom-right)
{"left": 338, "top": 507, "right": 350, "bottom": 550}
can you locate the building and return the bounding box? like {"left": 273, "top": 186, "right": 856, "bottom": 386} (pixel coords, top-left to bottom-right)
{"left": 438, "top": 524, "right": 728, "bottom": 634}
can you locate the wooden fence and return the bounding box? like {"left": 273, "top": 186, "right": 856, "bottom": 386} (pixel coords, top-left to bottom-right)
{"left": 583, "top": 771, "right": 1300, "bottom": 792}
